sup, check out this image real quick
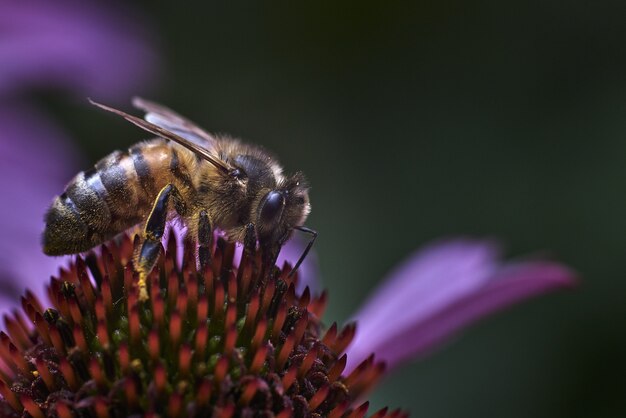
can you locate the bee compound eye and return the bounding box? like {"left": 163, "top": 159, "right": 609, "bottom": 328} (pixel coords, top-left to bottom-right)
{"left": 259, "top": 191, "right": 285, "bottom": 225}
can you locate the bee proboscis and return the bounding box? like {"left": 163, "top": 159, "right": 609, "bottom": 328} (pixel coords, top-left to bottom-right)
{"left": 43, "top": 98, "right": 316, "bottom": 300}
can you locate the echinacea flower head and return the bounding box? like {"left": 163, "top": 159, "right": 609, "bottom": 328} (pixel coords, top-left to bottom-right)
{"left": 0, "top": 232, "right": 402, "bottom": 418}
{"left": 0, "top": 226, "right": 576, "bottom": 417}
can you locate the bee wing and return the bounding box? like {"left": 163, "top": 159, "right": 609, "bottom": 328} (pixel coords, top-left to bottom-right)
{"left": 89, "top": 99, "right": 230, "bottom": 173}
{"left": 131, "top": 97, "right": 216, "bottom": 147}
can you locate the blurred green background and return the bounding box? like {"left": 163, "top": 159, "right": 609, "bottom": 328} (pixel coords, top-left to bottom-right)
{"left": 43, "top": 2, "right": 626, "bottom": 417}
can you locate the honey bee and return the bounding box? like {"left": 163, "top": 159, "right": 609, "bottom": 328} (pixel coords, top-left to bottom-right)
{"left": 43, "top": 98, "right": 316, "bottom": 300}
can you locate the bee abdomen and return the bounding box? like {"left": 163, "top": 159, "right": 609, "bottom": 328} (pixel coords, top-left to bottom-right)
{"left": 43, "top": 166, "right": 116, "bottom": 255}
{"left": 42, "top": 195, "right": 96, "bottom": 255}
{"left": 43, "top": 149, "right": 147, "bottom": 255}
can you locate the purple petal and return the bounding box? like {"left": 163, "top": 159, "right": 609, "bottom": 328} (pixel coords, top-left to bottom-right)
{"left": 0, "top": 103, "right": 78, "bottom": 310}
{"left": 345, "top": 239, "right": 576, "bottom": 372}
{"left": 347, "top": 240, "right": 499, "bottom": 365}
{"left": 0, "top": 1, "right": 157, "bottom": 99}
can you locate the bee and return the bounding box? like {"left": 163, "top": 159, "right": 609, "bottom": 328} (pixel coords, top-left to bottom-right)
{"left": 43, "top": 98, "right": 316, "bottom": 300}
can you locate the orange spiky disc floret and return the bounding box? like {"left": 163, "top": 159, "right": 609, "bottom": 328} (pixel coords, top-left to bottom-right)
{"left": 0, "top": 232, "right": 406, "bottom": 417}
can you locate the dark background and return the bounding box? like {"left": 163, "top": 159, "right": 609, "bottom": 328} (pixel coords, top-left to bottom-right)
{"left": 42, "top": 2, "right": 626, "bottom": 416}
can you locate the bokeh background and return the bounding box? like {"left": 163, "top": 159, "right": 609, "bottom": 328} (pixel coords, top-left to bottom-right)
{"left": 34, "top": 2, "right": 625, "bottom": 417}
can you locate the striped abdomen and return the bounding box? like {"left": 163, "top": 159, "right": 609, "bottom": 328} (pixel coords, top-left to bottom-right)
{"left": 43, "top": 139, "right": 193, "bottom": 255}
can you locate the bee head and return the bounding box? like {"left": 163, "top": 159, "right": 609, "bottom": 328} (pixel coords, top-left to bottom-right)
{"left": 255, "top": 172, "right": 310, "bottom": 246}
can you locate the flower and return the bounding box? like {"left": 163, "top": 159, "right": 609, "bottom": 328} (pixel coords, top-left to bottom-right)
{"left": 0, "top": 230, "right": 576, "bottom": 417}
{"left": 0, "top": 81, "right": 576, "bottom": 418}
{"left": 0, "top": 4, "right": 578, "bottom": 414}
{"left": 0, "top": 1, "right": 157, "bottom": 311}
{"left": 0, "top": 150, "right": 577, "bottom": 417}
{"left": 0, "top": 232, "right": 403, "bottom": 417}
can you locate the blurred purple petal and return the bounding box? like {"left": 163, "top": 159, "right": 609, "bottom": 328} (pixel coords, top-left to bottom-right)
{"left": 345, "top": 239, "right": 576, "bottom": 372}
{"left": 0, "top": 103, "right": 77, "bottom": 309}
{"left": 0, "top": 1, "right": 157, "bottom": 99}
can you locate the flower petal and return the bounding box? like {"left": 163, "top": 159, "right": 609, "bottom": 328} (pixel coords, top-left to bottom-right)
{"left": 345, "top": 240, "right": 576, "bottom": 372}
{"left": 0, "top": 1, "right": 157, "bottom": 99}
{"left": 0, "top": 103, "right": 78, "bottom": 310}
{"left": 347, "top": 239, "right": 499, "bottom": 367}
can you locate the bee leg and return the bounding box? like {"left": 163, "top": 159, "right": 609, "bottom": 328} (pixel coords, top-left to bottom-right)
{"left": 197, "top": 210, "right": 212, "bottom": 271}
{"left": 137, "top": 184, "right": 186, "bottom": 301}
{"left": 235, "top": 223, "right": 257, "bottom": 272}
{"left": 243, "top": 223, "right": 257, "bottom": 257}
{"left": 260, "top": 242, "right": 280, "bottom": 281}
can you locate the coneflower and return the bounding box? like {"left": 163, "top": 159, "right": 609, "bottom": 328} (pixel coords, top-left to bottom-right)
{"left": 0, "top": 2, "right": 579, "bottom": 417}
{"left": 0, "top": 232, "right": 401, "bottom": 418}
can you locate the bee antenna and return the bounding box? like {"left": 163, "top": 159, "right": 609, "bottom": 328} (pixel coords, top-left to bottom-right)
{"left": 287, "top": 226, "right": 318, "bottom": 278}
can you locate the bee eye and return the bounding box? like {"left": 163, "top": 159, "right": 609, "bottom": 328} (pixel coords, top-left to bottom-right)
{"left": 259, "top": 191, "right": 285, "bottom": 225}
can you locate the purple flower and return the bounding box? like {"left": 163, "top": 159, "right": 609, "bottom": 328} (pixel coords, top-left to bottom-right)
{"left": 0, "top": 1, "right": 157, "bottom": 311}
{"left": 0, "top": 4, "right": 577, "bottom": 413}
{"left": 0, "top": 115, "right": 576, "bottom": 390}
{"left": 0, "top": 110, "right": 576, "bottom": 414}
{"left": 0, "top": 229, "right": 575, "bottom": 417}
